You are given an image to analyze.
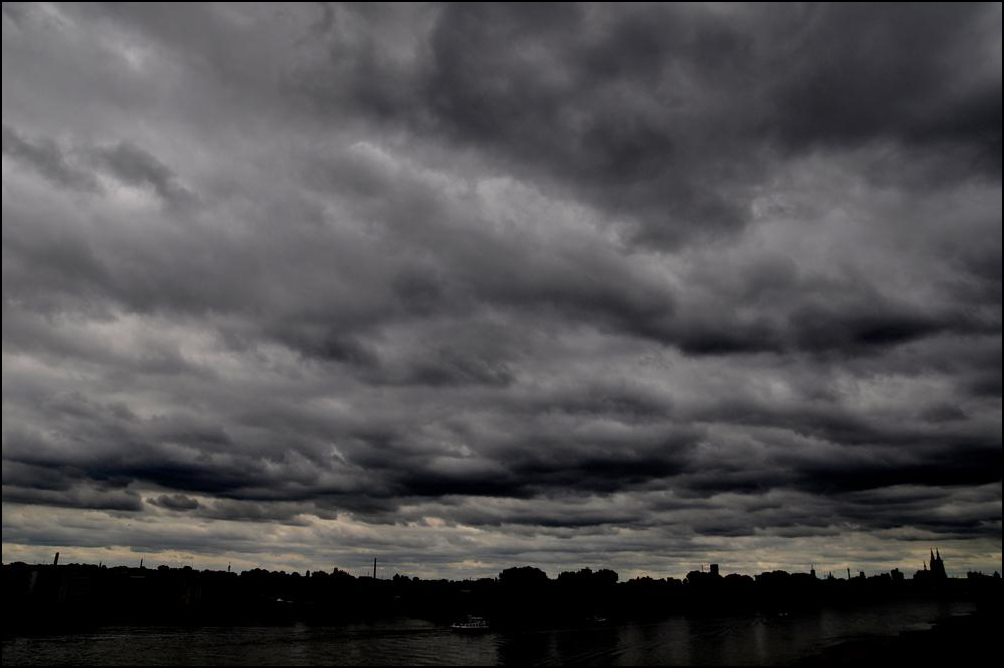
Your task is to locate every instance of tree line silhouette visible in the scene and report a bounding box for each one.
[4,558,1000,632]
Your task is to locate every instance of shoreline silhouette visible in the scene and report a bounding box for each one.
[5,556,1000,632]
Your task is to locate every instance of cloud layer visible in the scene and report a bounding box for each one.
[2,3,1000,578]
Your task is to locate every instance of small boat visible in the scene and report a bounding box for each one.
[451,615,490,631]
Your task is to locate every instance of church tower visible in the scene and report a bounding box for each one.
[930,548,947,579]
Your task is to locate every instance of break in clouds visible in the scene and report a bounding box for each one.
[2,3,1001,578]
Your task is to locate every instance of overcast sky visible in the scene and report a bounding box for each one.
[2,3,1001,579]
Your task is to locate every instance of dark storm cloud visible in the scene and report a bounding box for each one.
[2,2,1000,575]
[2,127,197,208]
[2,480,143,512]
[147,493,201,512]
[90,141,197,209]
[296,3,1000,248]
[2,125,100,191]
[766,4,1001,153]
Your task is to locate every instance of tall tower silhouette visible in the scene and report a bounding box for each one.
[929,549,947,579]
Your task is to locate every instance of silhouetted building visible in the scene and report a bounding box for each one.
[914,550,949,582]
[709,564,719,577]
[929,549,947,579]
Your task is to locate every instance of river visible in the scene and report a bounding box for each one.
[2,600,975,665]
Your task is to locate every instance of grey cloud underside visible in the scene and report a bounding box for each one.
[312,3,1001,244]
[1,2,1001,569]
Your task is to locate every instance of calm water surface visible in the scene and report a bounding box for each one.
[3,600,974,666]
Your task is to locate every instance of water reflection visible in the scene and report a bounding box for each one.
[3,600,975,666]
